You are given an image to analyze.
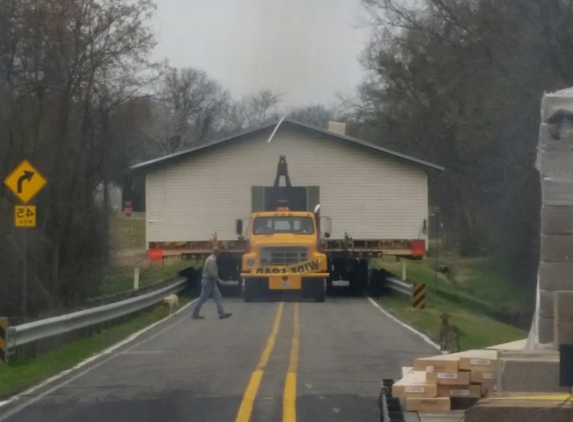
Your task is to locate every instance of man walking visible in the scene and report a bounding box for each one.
[192,246,232,320]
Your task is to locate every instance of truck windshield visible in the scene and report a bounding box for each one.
[252,216,314,235]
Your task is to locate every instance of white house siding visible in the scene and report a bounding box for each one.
[145,127,428,245]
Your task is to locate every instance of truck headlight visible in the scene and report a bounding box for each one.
[246,259,255,268]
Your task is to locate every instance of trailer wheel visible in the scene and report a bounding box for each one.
[243,278,255,302]
[349,259,368,296]
[351,259,369,295]
[315,279,326,302]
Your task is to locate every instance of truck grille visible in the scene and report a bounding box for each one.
[259,246,309,265]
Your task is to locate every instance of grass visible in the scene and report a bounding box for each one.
[110,211,146,250]
[101,259,200,295]
[378,292,526,351]
[373,254,528,350]
[0,292,194,400]
[376,255,528,313]
[106,210,202,295]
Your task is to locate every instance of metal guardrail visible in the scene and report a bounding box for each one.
[7,278,187,352]
[385,276,414,297]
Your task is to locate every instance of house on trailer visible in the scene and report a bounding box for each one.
[129,119,443,259]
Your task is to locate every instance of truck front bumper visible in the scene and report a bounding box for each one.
[240,272,329,290]
[240,274,328,300]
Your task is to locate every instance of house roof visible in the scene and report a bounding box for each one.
[129,119,444,173]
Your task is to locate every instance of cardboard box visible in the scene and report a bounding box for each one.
[414,355,459,373]
[459,350,497,372]
[414,349,497,373]
[470,370,497,383]
[426,371,471,385]
[392,371,438,398]
[480,380,497,396]
[406,397,451,412]
[401,366,414,378]
[437,384,481,398]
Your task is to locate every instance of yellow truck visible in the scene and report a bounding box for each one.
[239,208,330,302]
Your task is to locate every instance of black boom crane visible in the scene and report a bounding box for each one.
[265,156,307,212]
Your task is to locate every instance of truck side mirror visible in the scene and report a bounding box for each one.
[322,216,332,239]
[236,219,243,236]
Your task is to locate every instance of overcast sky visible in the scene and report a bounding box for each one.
[150,0,371,108]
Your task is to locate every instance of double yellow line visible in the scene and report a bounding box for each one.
[235,302,300,422]
[283,303,299,422]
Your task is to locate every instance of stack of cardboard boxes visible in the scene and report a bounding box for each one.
[392,350,498,412]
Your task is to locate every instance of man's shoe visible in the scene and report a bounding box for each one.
[219,313,232,319]
[191,315,205,319]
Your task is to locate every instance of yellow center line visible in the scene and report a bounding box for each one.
[235,302,285,422]
[283,302,300,422]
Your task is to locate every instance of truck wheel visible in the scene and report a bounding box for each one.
[243,278,255,302]
[315,279,326,302]
[326,278,333,296]
[368,269,384,297]
[350,259,369,296]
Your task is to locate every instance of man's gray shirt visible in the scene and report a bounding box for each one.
[202,254,221,282]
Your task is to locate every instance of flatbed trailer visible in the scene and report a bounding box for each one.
[149,237,424,295]
[149,238,424,260]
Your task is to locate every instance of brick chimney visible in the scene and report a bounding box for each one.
[328,121,346,135]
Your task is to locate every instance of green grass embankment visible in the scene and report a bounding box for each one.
[374,256,529,350]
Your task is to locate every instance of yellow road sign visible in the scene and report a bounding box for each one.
[15,205,36,228]
[4,160,47,203]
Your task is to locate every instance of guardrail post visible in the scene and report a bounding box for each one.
[0,317,7,364]
[134,267,140,290]
[401,258,407,280]
[413,284,426,309]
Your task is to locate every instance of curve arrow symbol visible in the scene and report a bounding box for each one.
[17,171,34,193]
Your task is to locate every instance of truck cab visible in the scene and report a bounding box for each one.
[240,208,329,302]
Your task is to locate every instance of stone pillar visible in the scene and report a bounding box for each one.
[530,88,573,348]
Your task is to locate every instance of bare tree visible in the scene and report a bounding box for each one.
[0,0,157,318]
[287,104,337,129]
[222,89,283,133]
[356,0,573,289]
[153,67,230,153]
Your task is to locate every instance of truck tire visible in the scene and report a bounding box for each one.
[326,277,333,296]
[243,278,255,302]
[315,279,326,302]
[358,259,369,293]
[368,269,385,297]
[350,259,369,296]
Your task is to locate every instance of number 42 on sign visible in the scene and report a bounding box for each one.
[15,206,36,228]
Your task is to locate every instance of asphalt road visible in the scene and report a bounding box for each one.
[0,296,437,422]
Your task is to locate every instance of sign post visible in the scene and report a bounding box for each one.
[0,317,7,365]
[4,160,47,321]
[23,231,27,320]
